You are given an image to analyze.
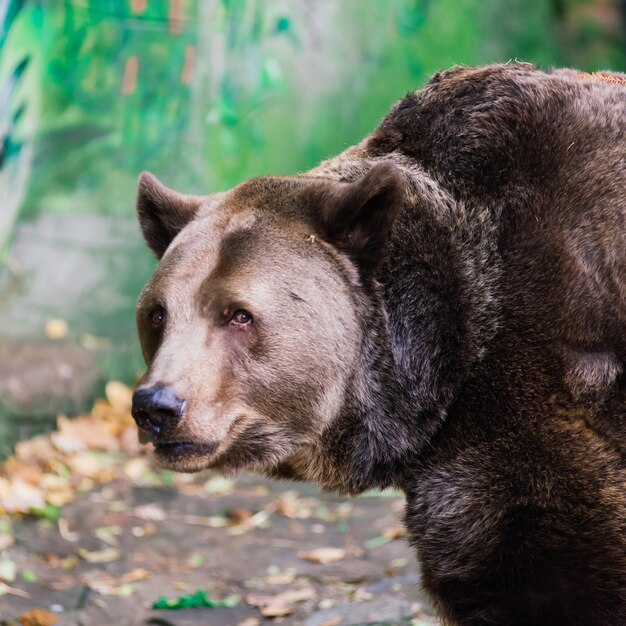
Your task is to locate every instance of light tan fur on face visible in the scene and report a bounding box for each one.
[136,209,252,465]
[136,184,363,473]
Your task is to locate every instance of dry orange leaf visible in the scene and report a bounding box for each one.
[0,477,46,514]
[40,473,72,496]
[105,381,133,412]
[383,526,407,539]
[260,604,295,618]
[54,415,120,453]
[90,397,134,434]
[18,608,59,626]
[2,457,45,485]
[227,507,254,525]
[247,587,316,617]
[121,568,151,583]
[14,435,60,467]
[0,381,146,516]
[297,547,346,564]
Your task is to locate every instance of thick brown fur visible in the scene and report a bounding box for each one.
[134,64,625,625]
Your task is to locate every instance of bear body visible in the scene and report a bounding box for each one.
[133,64,625,625]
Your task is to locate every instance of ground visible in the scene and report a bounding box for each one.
[0,385,437,626]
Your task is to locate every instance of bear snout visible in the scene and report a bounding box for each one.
[131,385,186,438]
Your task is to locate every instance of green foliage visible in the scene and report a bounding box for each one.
[29,503,62,522]
[0,55,29,163]
[21,569,38,582]
[5,0,626,223]
[0,0,27,49]
[153,589,240,610]
[14,1,198,219]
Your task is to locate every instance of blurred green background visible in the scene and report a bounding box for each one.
[0,0,625,453]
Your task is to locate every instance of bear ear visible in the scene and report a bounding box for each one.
[136,172,203,258]
[312,162,405,274]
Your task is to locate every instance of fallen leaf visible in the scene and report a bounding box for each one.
[40,474,74,507]
[364,525,407,549]
[319,618,342,626]
[49,431,85,454]
[183,514,228,528]
[134,503,166,522]
[265,569,296,585]
[259,604,295,618]
[94,525,123,546]
[383,526,406,539]
[18,608,59,626]
[57,518,79,542]
[173,581,189,590]
[105,381,133,412]
[13,436,59,466]
[275,493,317,519]
[227,507,253,524]
[115,583,137,597]
[2,457,45,485]
[0,559,16,582]
[54,415,119,453]
[298,547,346,564]
[60,555,78,570]
[0,581,29,597]
[238,618,261,626]
[121,568,151,583]
[66,452,105,479]
[247,587,316,617]
[44,554,78,570]
[83,571,143,596]
[227,507,274,535]
[79,547,121,563]
[0,477,46,514]
[203,476,235,495]
[131,523,157,538]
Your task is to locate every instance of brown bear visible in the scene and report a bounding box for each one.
[132,63,625,626]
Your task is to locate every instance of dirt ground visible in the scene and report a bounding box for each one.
[0,383,438,626]
[0,472,437,626]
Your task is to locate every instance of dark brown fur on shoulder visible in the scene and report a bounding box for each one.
[133,64,626,625]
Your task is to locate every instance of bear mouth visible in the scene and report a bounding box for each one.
[154,441,219,460]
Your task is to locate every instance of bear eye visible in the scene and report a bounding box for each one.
[149,307,165,329]
[230,310,253,327]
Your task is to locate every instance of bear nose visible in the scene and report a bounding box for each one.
[131,386,185,436]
